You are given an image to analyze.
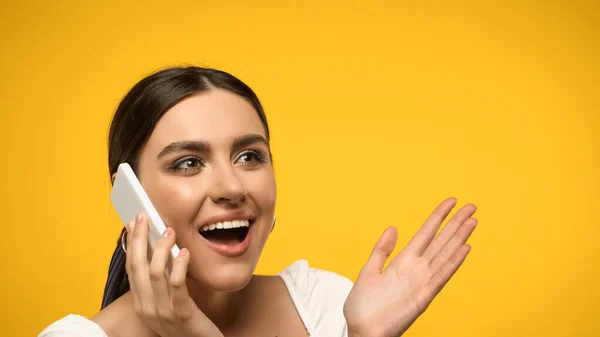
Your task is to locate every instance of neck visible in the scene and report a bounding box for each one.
[185,277,255,330]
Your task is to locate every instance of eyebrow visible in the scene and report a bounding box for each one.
[157,134,269,159]
[232,134,269,153]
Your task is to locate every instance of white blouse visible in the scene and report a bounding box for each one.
[39,260,354,336]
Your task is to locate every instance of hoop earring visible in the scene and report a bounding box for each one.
[121,230,128,253]
[271,216,276,232]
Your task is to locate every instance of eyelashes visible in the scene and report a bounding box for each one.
[167,149,269,174]
[235,149,268,166]
[168,155,203,172]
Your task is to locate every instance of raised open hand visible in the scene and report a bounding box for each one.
[343,198,477,337]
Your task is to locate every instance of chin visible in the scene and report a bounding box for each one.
[186,258,258,292]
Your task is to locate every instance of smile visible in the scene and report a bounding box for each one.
[198,219,254,257]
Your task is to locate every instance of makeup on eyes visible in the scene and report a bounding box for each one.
[165,147,269,174]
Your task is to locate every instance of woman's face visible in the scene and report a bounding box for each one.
[136,88,276,291]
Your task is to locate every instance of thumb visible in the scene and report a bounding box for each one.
[360,226,398,275]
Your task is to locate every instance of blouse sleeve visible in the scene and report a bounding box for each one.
[38,314,108,337]
[279,260,354,337]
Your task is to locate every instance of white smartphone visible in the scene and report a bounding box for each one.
[110,163,180,273]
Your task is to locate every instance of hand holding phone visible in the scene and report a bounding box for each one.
[110,163,180,272]
[110,163,223,337]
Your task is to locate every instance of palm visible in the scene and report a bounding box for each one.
[344,198,478,337]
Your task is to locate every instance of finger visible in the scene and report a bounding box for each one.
[422,204,477,262]
[149,228,176,311]
[402,197,457,256]
[360,226,398,275]
[129,214,150,274]
[125,220,134,257]
[124,220,142,307]
[128,213,155,315]
[425,244,471,303]
[170,248,194,319]
[429,218,477,273]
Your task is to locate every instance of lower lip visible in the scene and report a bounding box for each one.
[200,224,253,257]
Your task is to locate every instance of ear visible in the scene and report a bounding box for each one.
[111,172,117,185]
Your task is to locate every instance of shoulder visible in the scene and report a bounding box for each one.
[278,260,354,336]
[91,292,157,337]
[38,292,156,337]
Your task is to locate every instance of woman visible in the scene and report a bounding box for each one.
[39,66,478,337]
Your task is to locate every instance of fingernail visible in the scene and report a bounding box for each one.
[162,228,172,237]
[135,213,143,225]
[127,220,134,231]
[178,249,187,257]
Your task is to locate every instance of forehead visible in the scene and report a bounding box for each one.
[146,88,266,150]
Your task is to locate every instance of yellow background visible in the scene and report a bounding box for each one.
[1,1,598,336]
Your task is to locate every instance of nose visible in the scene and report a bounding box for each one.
[206,163,246,205]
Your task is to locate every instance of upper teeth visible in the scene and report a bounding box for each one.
[201,220,250,232]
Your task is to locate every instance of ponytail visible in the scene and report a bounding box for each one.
[101,227,130,309]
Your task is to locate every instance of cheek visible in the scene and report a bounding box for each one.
[146,179,199,230]
[246,170,277,211]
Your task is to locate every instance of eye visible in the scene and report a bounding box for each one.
[168,156,203,172]
[235,150,266,166]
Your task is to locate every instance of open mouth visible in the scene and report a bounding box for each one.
[199,220,251,245]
